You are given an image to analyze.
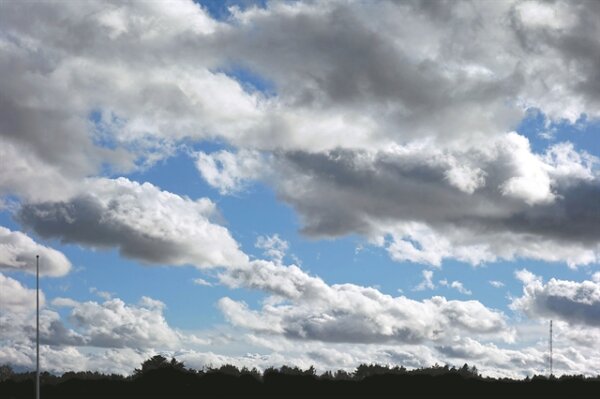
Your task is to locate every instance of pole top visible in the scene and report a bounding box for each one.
[36,254,39,259]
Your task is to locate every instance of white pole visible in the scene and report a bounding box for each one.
[36,254,40,399]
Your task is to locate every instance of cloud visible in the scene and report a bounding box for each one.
[60,296,184,349]
[440,280,472,296]
[272,138,600,267]
[2,0,600,270]
[89,287,114,300]
[192,278,213,287]
[0,273,83,347]
[195,149,266,195]
[17,177,248,268]
[489,280,505,288]
[512,271,600,327]
[217,260,511,345]
[3,271,600,379]
[1,274,207,352]
[255,234,289,264]
[216,0,600,146]
[413,270,435,291]
[0,226,71,276]
[0,272,43,315]
[0,0,260,203]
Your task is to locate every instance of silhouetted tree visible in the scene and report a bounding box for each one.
[354,363,391,379]
[334,369,352,380]
[211,364,241,376]
[0,364,13,381]
[133,355,186,376]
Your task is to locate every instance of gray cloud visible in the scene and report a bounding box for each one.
[269,139,600,266]
[512,271,600,327]
[17,178,248,268]
[217,260,512,345]
[2,0,600,268]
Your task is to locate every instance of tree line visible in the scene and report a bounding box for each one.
[1,356,598,398]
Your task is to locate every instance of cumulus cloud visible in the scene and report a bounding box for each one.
[0,273,83,347]
[0,0,260,203]
[3,0,600,379]
[17,177,248,268]
[273,138,600,267]
[440,280,472,296]
[192,278,213,287]
[413,270,435,291]
[0,342,153,375]
[3,269,600,378]
[55,296,190,349]
[0,226,71,276]
[512,271,600,327]
[255,234,289,264]
[217,260,511,345]
[0,272,43,315]
[195,149,266,194]
[1,0,599,269]
[1,274,206,353]
[489,281,505,288]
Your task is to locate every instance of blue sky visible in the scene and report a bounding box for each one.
[1,0,600,378]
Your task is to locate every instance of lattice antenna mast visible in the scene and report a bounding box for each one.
[549,320,553,377]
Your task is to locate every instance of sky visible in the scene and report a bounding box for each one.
[1,0,600,379]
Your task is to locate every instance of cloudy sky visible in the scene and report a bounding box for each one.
[1,0,600,378]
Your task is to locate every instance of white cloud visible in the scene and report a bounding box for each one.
[0,273,83,347]
[275,135,600,267]
[515,269,541,285]
[1,274,208,352]
[218,260,511,345]
[18,177,248,268]
[489,280,505,288]
[0,0,599,270]
[413,270,435,291]
[0,226,71,276]
[497,132,554,205]
[192,277,213,287]
[255,234,289,264]
[440,280,472,296]
[512,271,600,327]
[64,297,183,349]
[89,287,114,300]
[195,150,265,195]
[0,272,43,315]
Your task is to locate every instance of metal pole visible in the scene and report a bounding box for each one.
[549,320,553,377]
[36,254,40,399]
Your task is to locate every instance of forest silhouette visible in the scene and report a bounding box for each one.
[1,355,599,398]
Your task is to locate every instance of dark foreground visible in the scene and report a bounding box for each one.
[1,357,599,398]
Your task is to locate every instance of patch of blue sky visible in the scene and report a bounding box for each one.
[88,109,121,150]
[39,240,267,330]
[215,64,276,97]
[127,144,216,200]
[0,204,20,231]
[517,108,600,157]
[194,0,268,21]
